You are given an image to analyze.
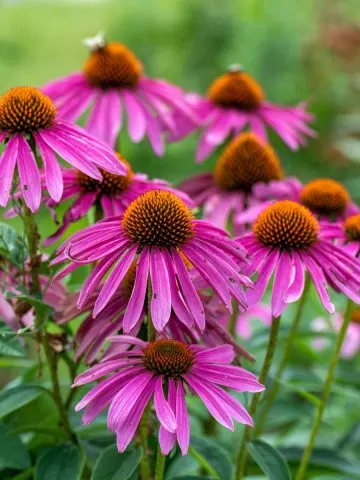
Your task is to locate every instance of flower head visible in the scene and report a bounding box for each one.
[237,200,360,316]
[43,36,199,154]
[180,133,285,233]
[171,66,315,163]
[320,213,360,256]
[0,86,124,212]
[52,190,250,333]
[235,177,359,228]
[43,153,194,245]
[74,336,264,454]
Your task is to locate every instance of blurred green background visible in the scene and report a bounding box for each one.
[1,0,360,238]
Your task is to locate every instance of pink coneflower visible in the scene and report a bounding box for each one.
[52,190,250,332]
[0,86,125,213]
[236,177,359,228]
[74,336,264,454]
[60,265,254,365]
[312,309,360,358]
[237,200,360,316]
[43,34,199,155]
[171,65,315,163]
[320,213,360,256]
[43,153,194,246]
[180,133,284,234]
[235,304,272,340]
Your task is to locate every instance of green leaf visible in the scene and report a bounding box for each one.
[35,443,85,480]
[189,436,232,480]
[172,477,212,479]
[5,291,53,317]
[0,222,28,266]
[282,447,360,476]
[0,426,31,470]
[248,439,291,480]
[91,445,143,480]
[0,385,45,419]
[0,335,25,357]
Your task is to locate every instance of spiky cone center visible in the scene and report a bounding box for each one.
[351,309,360,325]
[83,42,143,88]
[76,153,134,195]
[214,132,283,192]
[254,200,319,249]
[344,214,360,242]
[143,339,194,377]
[300,179,350,217]
[0,86,57,133]
[207,71,264,111]
[122,190,194,249]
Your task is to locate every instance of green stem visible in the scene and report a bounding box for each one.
[22,204,77,444]
[295,299,354,480]
[154,447,166,480]
[138,406,151,480]
[235,315,281,480]
[254,276,311,437]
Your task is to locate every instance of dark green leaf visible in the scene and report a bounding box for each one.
[0,385,45,419]
[190,436,232,480]
[35,443,84,480]
[0,426,31,470]
[5,291,53,317]
[0,222,28,266]
[282,447,360,476]
[248,439,291,480]
[91,445,143,480]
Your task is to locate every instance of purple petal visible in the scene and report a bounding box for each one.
[34,133,63,202]
[0,135,19,207]
[150,248,172,331]
[271,251,292,317]
[122,90,146,142]
[123,249,150,332]
[17,135,41,212]
[176,381,190,455]
[94,246,138,316]
[154,377,177,432]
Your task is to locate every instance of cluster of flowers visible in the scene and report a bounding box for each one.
[1,34,360,461]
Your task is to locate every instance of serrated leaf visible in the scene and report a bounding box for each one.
[0,385,45,419]
[0,426,31,470]
[190,436,232,480]
[91,445,143,480]
[35,443,84,480]
[0,222,28,266]
[248,439,291,480]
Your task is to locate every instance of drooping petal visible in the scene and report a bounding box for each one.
[17,135,41,212]
[94,246,138,316]
[0,135,19,207]
[34,133,63,202]
[123,248,150,333]
[154,377,176,432]
[150,248,172,331]
[176,381,190,455]
[122,90,147,142]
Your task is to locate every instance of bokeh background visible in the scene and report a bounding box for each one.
[1,0,360,189]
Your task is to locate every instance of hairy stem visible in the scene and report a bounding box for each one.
[295,299,354,480]
[235,315,281,479]
[23,204,76,443]
[138,406,151,480]
[154,447,166,480]
[254,276,311,436]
